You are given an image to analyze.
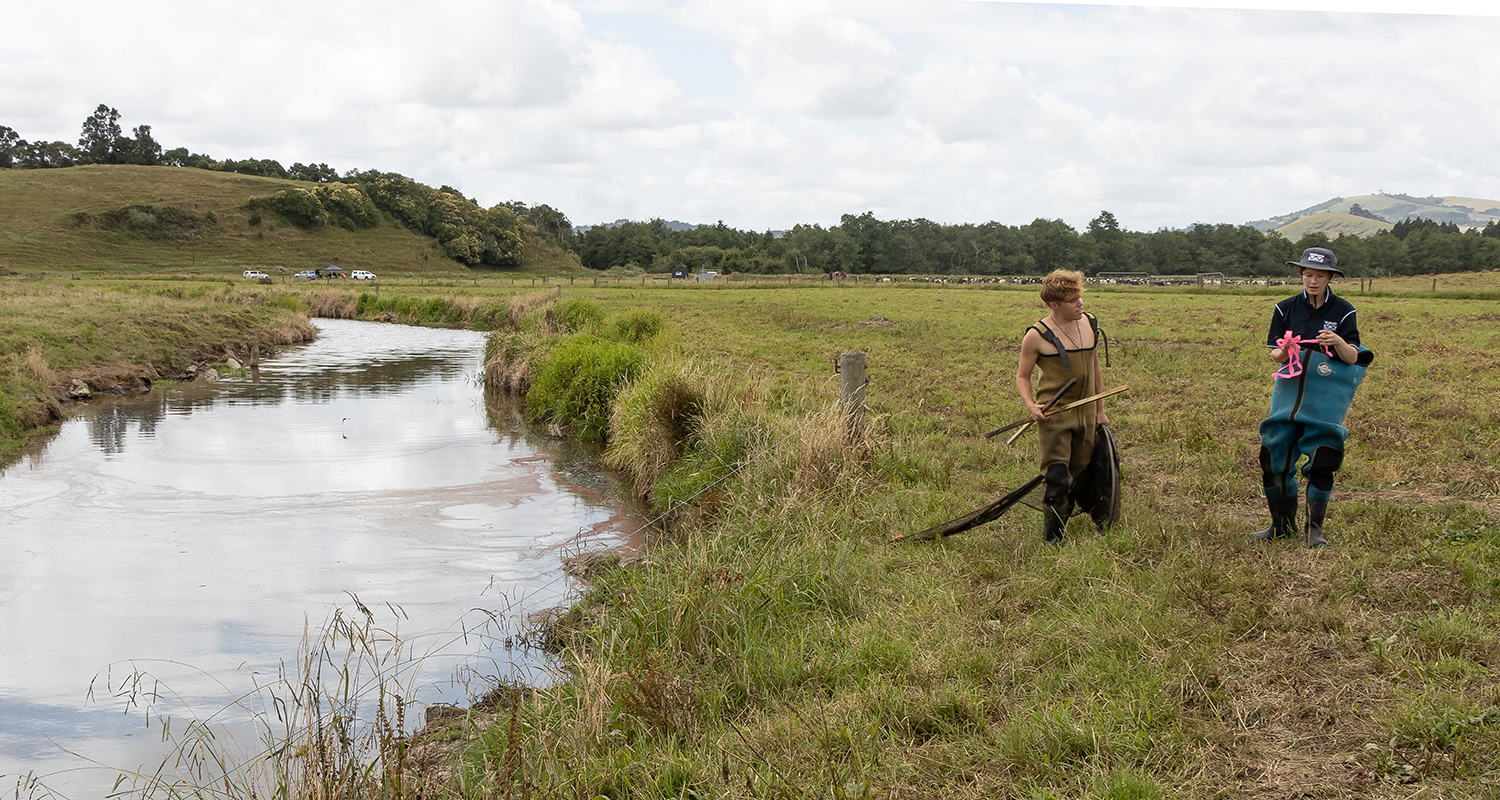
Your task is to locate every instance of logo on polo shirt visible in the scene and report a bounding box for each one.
[1322,321,1337,330]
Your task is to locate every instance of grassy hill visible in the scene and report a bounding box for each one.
[1254,193,1500,237]
[1274,211,1391,239]
[0,165,583,278]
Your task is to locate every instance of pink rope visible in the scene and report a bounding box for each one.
[1273,330,1326,379]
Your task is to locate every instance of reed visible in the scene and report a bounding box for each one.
[25,600,539,800]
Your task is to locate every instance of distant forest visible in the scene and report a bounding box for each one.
[7,107,1500,277]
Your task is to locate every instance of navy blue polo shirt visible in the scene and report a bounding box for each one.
[1265,288,1360,348]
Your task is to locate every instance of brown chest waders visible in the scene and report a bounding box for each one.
[1029,315,1101,543]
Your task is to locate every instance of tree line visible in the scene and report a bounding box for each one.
[578,210,1500,278]
[7,106,1500,277]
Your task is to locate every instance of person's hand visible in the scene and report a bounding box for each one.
[1026,401,1046,422]
[1270,346,1288,363]
[1097,409,1111,427]
[1316,330,1346,350]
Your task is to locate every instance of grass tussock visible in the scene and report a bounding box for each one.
[485,295,668,442]
[605,361,707,495]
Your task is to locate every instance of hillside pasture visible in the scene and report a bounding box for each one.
[0,165,583,278]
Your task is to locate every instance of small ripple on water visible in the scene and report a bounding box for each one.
[0,319,643,797]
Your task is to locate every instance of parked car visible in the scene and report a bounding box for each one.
[242,270,269,279]
[293,270,318,280]
[350,270,378,280]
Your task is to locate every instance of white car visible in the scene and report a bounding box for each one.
[293,270,319,280]
[350,270,378,280]
[243,270,270,279]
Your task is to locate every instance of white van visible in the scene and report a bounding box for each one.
[351,270,378,280]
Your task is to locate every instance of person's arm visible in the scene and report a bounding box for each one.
[1316,330,1358,364]
[1318,307,1360,364]
[1016,330,1045,421]
[1266,303,1290,363]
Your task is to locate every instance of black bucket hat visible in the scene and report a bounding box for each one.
[1286,246,1343,277]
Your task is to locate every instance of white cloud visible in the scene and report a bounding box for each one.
[677,0,904,118]
[4,0,1500,231]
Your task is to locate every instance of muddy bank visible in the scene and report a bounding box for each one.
[17,322,317,434]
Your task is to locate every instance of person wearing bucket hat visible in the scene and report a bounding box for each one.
[1250,246,1374,548]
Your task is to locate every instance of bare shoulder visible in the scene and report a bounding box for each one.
[1021,325,1054,355]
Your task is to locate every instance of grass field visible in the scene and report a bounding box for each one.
[4,270,1499,798]
[416,279,1499,799]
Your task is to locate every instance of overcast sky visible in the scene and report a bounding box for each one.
[4,0,1498,232]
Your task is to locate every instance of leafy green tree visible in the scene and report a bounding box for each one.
[315,183,380,229]
[350,170,521,267]
[1022,218,1079,274]
[0,125,19,168]
[1391,217,1460,240]
[78,105,123,164]
[1134,228,1194,274]
[220,158,287,178]
[1084,210,1129,274]
[118,125,162,166]
[524,203,573,242]
[259,187,329,228]
[1404,227,1463,274]
[1363,231,1406,277]
[162,148,219,169]
[289,162,338,182]
[15,140,80,168]
[838,212,893,273]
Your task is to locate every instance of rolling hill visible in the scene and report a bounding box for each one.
[1249,193,1500,238]
[0,165,579,277]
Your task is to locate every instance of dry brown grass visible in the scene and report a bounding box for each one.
[303,290,356,319]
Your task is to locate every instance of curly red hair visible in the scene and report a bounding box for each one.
[1040,269,1083,304]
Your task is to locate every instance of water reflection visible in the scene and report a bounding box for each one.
[0,319,640,797]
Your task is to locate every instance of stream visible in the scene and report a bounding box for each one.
[0,318,640,797]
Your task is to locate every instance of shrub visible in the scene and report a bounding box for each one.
[526,335,644,443]
[605,309,664,344]
[551,298,604,333]
[315,183,380,230]
[260,188,328,228]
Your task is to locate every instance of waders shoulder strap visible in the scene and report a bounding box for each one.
[1031,321,1073,372]
[1086,313,1110,368]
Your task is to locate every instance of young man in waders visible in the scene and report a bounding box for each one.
[1016,269,1110,544]
[1253,246,1374,548]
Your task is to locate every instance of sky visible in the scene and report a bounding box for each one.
[3,0,1498,233]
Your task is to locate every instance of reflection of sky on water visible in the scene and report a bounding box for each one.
[0,319,639,797]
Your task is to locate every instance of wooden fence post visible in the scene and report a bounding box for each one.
[839,352,866,443]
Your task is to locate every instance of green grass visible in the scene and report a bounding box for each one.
[430,281,1500,799]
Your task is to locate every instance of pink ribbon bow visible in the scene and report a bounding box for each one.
[1273,330,1325,379]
